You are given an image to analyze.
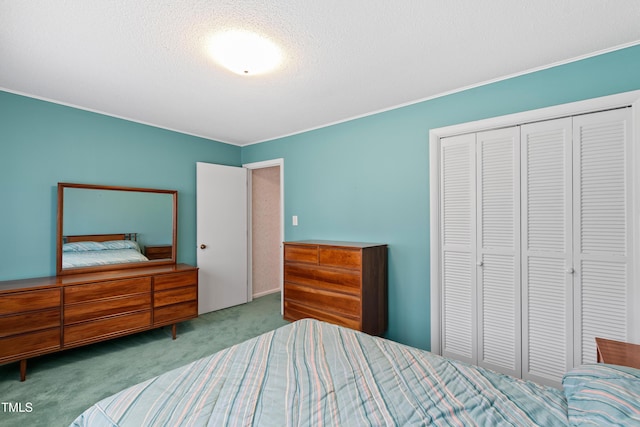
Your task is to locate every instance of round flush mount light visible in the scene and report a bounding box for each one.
[208,30,283,76]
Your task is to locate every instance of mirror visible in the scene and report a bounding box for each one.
[57,183,177,275]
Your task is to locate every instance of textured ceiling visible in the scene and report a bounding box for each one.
[1,1,640,146]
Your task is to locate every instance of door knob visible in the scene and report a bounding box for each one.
[200,244,207,250]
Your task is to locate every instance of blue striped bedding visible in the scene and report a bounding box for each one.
[62,240,148,268]
[563,364,640,425]
[70,319,573,426]
[62,248,149,268]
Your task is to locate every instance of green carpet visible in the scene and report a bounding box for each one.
[0,292,287,427]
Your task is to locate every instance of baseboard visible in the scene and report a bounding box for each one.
[252,288,280,299]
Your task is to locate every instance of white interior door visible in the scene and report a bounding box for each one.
[197,162,249,314]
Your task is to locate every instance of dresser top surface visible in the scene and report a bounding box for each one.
[0,264,198,293]
[285,240,386,248]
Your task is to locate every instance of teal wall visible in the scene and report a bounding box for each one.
[2,44,639,351]
[242,44,640,350]
[0,91,241,280]
[63,188,174,248]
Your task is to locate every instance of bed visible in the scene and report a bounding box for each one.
[62,233,149,269]
[68,319,639,426]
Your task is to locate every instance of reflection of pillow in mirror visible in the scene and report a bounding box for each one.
[103,240,141,252]
[63,241,108,252]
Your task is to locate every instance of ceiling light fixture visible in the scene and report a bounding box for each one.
[208,30,283,76]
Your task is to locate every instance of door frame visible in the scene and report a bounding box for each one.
[243,158,285,311]
[429,90,640,354]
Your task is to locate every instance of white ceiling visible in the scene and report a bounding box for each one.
[2,1,640,146]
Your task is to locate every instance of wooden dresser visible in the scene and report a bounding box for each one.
[0,264,197,381]
[283,241,387,336]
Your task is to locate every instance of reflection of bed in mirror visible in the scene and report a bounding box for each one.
[61,233,149,269]
[57,182,177,275]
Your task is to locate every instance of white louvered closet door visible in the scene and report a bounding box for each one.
[521,118,573,387]
[476,127,521,378]
[435,100,637,388]
[440,133,477,365]
[573,108,633,366]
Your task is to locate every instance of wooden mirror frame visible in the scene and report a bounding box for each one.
[56,183,178,275]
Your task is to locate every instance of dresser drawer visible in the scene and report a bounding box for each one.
[0,328,60,361]
[64,310,151,346]
[154,285,197,308]
[64,278,151,304]
[319,247,361,269]
[284,264,360,294]
[154,301,198,325]
[284,244,318,264]
[284,283,360,317]
[64,294,151,325]
[154,271,198,291]
[0,289,61,315]
[0,308,60,338]
[284,300,360,330]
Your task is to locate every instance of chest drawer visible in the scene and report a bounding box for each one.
[154,301,197,325]
[0,328,61,361]
[284,300,360,330]
[284,244,318,264]
[64,293,151,325]
[284,264,360,293]
[64,278,151,304]
[0,289,61,315]
[64,310,151,346]
[154,271,198,291]
[0,308,60,338]
[154,285,197,308]
[284,283,360,317]
[319,247,362,269]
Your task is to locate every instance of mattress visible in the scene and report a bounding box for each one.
[70,319,569,426]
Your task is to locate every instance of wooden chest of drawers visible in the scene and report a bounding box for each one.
[283,241,387,335]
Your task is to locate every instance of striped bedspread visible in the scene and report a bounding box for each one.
[62,248,148,268]
[70,319,568,426]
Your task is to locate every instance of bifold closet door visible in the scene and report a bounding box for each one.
[573,108,633,367]
[476,127,521,378]
[437,104,635,387]
[520,108,633,386]
[440,133,477,365]
[440,127,521,375]
[521,117,573,387]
